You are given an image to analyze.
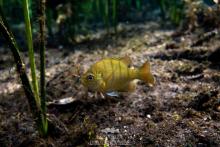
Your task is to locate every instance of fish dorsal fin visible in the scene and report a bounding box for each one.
[119,55,132,66]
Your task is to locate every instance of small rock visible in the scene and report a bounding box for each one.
[217,105,220,112]
[101,127,120,134]
[147,114,151,119]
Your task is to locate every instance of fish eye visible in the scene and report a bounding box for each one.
[87,74,94,80]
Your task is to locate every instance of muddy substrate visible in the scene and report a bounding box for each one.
[0,22,220,146]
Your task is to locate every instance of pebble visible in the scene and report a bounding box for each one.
[147,114,151,119]
[101,127,120,134]
[217,105,220,112]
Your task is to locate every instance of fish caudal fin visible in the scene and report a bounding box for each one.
[139,62,155,86]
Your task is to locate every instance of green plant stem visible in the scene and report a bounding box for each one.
[112,0,117,33]
[23,0,40,106]
[103,0,109,34]
[38,0,48,136]
[127,0,132,9]
[136,0,141,10]
[95,0,100,17]
[0,0,3,7]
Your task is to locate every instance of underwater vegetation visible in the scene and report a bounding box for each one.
[0,0,207,45]
[1,0,219,45]
[0,0,220,146]
[0,0,48,136]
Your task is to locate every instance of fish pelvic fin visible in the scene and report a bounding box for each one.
[127,81,137,92]
[139,61,155,86]
[106,91,119,97]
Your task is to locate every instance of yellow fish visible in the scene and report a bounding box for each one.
[81,56,155,93]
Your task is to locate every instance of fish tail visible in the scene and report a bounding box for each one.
[139,61,155,86]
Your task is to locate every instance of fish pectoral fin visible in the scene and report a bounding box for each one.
[106,91,119,97]
[119,55,132,66]
[99,80,107,93]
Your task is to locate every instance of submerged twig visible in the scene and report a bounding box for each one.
[47,97,78,106]
[38,0,48,136]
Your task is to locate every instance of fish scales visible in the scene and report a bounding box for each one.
[93,58,136,91]
[110,66,136,92]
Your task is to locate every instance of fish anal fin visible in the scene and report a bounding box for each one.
[119,81,136,92]
[127,81,136,92]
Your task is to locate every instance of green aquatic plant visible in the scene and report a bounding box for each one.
[0,0,48,137]
[136,0,141,10]
[23,0,40,105]
[103,0,109,34]
[158,0,184,25]
[23,0,48,136]
[112,0,117,33]
[0,0,2,6]
[1,0,186,44]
